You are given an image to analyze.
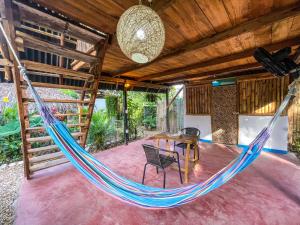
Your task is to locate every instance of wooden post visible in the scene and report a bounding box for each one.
[59,33,65,84]
[123,87,129,145]
[166,88,170,132]
[0,0,30,178]
[81,39,108,147]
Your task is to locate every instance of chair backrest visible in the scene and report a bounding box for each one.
[181,127,201,138]
[142,144,161,167]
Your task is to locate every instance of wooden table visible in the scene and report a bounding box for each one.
[148,132,199,183]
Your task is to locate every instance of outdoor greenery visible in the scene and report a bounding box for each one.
[105,95,119,118]
[143,104,157,129]
[59,89,79,99]
[0,104,22,164]
[0,104,18,125]
[87,110,116,150]
[0,133,22,163]
[0,89,177,164]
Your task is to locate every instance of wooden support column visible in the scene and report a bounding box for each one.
[0,0,30,177]
[59,33,65,84]
[166,88,170,132]
[123,87,129,145]
[81,39,108,147]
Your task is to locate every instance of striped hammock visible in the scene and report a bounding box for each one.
[0,23,297,208]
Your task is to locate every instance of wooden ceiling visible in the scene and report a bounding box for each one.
[32,0,300,84]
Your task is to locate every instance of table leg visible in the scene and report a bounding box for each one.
[184,143,191,183]
[194,141,199,161]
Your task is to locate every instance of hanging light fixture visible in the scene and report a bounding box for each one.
[116,0,165,64]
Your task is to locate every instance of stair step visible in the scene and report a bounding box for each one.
[29,151,65,163]
[23,98,90,104]
[28,145,59,154]
[30,157,69,172]
[26,123,87,132]
[27,132,83,143]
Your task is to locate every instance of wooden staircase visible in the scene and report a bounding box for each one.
[0,0,108,178]
[19,52,106,177]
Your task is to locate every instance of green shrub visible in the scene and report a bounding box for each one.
[59,89,79,99]
[87,110,115,150]
[0,134,22,164]
[105,95,118,118]
[143,116,156,129]
[0,104,18,125]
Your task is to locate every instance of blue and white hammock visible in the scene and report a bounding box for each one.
[0,23,297,208]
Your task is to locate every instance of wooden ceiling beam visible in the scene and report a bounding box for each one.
[22,60,95,81]
[138,37,300,81]
[13,0,106,44]
[160,63,263,84]
[152,0,178,14]
[186,72,272,87]
[21,60,167,90]
[16,31,98,63]
[98,76,168,90]
[112,4,300,77]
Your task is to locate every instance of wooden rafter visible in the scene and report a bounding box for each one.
[13,0,106,44]
[112,4,300,77]
[16,31,98,63]
[139,37,300,81]
[21,60,167,89]
[160,63,263,83]
[22,60,94,81]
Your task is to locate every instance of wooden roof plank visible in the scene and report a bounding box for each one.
[112,4,300,77]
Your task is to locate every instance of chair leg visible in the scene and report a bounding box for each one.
[182,148,185,156]
[142,163,148,184]
[156,167,159,174]
[163,169,166,188]
[177,160,183,184]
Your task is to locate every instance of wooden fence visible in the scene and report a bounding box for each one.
[186,84,211,115]
[238,76,290,115]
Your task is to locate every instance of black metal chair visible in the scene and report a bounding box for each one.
[174,127,200,160]
[142,144,183,188]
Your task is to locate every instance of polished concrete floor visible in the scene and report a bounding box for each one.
[15,139,300,225]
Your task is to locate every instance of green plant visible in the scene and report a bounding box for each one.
[1,104,18,124]
[127,92,145,139]
[143,105,157,129]
[145,93,161,103]
[143,116,156,129]
[0,134,22,164]
[59,89,79,99]
[87,110,115,150]
[105,95,119,118]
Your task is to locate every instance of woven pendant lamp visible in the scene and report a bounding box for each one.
[116,0,165,64]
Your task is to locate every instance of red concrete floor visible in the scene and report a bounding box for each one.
[15,139,300,225]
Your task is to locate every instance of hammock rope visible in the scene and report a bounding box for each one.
[0,22,297,208]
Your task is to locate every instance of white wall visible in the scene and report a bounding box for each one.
[238,115,288,151]
[184,115,212,141]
